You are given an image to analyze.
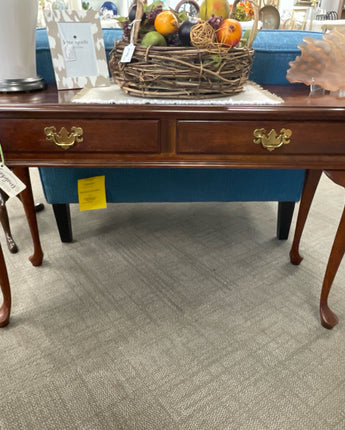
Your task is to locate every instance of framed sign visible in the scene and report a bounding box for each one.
[44,10,110,90]
[288,7,309,30]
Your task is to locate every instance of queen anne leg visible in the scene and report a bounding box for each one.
[12,167,43,266]
[0,243,10,327]
[319,204,345,328]
[290,170,322,265]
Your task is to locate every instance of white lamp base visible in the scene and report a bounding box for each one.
[0,77,46,93]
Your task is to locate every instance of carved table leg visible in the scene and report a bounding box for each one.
[0,189,18,253]
[290,170,322,265]
[319,170,345,329]
[12,167,43,267]
[0,243,11,327]
[291,169,345,329]
[319,205,345,329]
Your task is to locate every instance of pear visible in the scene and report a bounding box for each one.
[199,0,230,20]
[141,31,167,47]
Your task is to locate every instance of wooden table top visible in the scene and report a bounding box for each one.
[0,84,345,170]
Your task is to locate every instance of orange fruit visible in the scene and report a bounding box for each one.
[154,10,178,36]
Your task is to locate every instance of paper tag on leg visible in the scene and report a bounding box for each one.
[121,43,136,63]
[78,175,107,211]
[0,165,26,198]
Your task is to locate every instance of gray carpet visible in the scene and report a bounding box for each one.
[1,168,345,430]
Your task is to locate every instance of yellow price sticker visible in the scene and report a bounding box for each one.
[77,175,107,211]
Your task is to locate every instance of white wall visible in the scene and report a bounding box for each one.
[319,0,341,11]
[279,0,295,20]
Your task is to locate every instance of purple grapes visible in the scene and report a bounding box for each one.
[207,15,223,30]
[146,5,163,24]
[121,20,131,41]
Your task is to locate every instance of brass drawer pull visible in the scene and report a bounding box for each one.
[44,126,83,150]
[253,128,292,152]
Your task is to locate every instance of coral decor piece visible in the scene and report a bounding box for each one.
[286,28,345,91]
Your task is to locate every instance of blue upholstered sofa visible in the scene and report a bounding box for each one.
[36,28,323,242]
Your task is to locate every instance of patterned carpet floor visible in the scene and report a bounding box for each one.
[0,169,344,430]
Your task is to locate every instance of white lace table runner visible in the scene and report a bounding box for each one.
[72,81,283,105]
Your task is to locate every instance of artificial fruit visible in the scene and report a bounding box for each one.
[216,18,242,47]
[178,19,198,46]
[199,0,230,20]
[141,31,167,47]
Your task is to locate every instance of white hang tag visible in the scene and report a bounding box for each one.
[121,43,136,63]
[0,165,26,198]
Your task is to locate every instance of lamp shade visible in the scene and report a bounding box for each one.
[0,0,45,92]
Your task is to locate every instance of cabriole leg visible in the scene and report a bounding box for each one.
[12,167,43,266]
[319,205,345,329]
[0,244,11,327]
[290,170,322,265]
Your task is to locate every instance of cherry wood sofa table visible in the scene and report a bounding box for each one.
[0,84,345,329]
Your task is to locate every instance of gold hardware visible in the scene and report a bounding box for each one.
[253,128,292,152]
[44,126,83,150]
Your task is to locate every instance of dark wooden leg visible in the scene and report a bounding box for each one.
[318,170,345,329]
[0,189,18,253]
[319,205,345,329]
[290,170,322,265]
[12,167,43,267]
[277,201,295,240]
[0,243,11,327]
[52,203,73,242]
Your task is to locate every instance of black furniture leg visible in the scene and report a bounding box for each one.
[52,203,73,242]
[277,201,296,240]
[52,200,295,242]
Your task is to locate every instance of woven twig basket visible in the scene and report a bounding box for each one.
[109,0,259,99]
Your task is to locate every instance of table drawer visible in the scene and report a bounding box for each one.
[176,121,345,155]
[0,119,160,153]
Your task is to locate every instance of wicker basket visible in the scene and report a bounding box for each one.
[109,0,259,99]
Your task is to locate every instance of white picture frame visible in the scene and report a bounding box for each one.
[44,9,110,90]
[289,7,310,30]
